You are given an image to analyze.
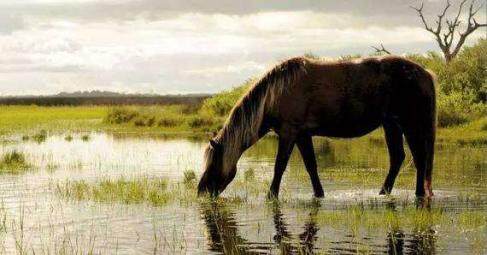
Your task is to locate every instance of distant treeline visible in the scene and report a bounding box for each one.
[0,95,210,106]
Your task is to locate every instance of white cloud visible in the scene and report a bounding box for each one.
[0,5,485,95]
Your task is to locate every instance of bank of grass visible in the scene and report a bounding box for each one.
[0,105,107,135]
[103,105,223,133]
[0,150,31,174]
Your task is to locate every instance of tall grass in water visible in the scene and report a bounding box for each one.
[0,151,31,174]
[56,178,171,206]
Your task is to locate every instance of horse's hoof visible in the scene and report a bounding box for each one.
[266,192,278,200]
[314,190,325,198]
[379,187,390,195]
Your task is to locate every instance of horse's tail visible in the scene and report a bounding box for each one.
[424,70,436,194]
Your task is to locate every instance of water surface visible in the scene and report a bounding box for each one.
[0,133,485,254]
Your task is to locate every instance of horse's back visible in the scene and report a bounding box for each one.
[275,56,435,138]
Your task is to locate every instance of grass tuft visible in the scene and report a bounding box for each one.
[57,178,171,206]
[64,134,73,142]
[81,134,90,141]
[183,170,197,186]
[244,168,255,182]
[0,150,31,174]
[32,130,47,143]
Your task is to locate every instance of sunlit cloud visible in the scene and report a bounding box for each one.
[0,0,484,96]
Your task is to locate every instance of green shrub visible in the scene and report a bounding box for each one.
[133,115,156,127]
[437,92,486,127]
[201,79,254,116]
[188,115,215,128]
[408,39,486,103]
[157,116,183,127]
[105,107,139,124]
[481,122,487,131]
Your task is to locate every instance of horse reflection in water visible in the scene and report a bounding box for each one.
[199,201,320,254]
[199,201,437,254]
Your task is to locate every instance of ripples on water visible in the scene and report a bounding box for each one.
[0,133,485,254]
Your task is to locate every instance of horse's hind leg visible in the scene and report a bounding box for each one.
[380,116,405,195]
[296,135,324,197]
[404,129,435,198]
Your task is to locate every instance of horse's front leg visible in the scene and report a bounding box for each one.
[268,130,296,199]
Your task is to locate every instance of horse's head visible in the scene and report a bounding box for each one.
[197,139,237,197]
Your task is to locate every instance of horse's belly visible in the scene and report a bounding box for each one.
[307,111,383,138]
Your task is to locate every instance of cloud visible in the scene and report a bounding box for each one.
[0,0,485,95]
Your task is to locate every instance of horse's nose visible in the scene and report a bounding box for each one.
[197,173,218,197]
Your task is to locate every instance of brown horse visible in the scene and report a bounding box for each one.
[198,56,436,198]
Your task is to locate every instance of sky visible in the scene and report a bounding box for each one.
[0,0,485,96]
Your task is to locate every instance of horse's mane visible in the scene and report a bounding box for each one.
[212,57,307,171]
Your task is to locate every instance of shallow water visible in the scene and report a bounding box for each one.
[0,132,485,254]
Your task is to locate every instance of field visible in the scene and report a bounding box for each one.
[0,104,485,254]
[0,39,485,254]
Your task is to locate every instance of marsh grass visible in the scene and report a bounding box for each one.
[314,205,486,253]
[183,170,197,187]
[244,168,255,182]
[32,130,47,143]
[64,134,73,142]
[57,178,171,206]
[81,134,90,141]
[0,151,31,174]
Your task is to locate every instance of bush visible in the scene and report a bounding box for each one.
[105,107,139,124]
[201,79,254,116]
[188,115,215,128]
[133,115,156,127]
[482,122,487,131]
[437,92,486,127]
[157,117,183,127]
[408,39,486,103]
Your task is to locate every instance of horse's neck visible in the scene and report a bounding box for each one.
[220,123,269,168]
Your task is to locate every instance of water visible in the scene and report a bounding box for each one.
[0,133,485,254]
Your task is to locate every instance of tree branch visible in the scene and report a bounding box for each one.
[413,0,486,62]
[371,44,392,55]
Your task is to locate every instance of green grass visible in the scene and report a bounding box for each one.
[0,150,31,174]
[0,105,107,135]
[183,170,197,187]
[1,105,486,145]
[56,178,172,206]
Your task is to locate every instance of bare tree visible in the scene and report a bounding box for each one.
[412,0,486,62]
[371,43,392,55]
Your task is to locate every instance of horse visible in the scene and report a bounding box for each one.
[197,55,436,199]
